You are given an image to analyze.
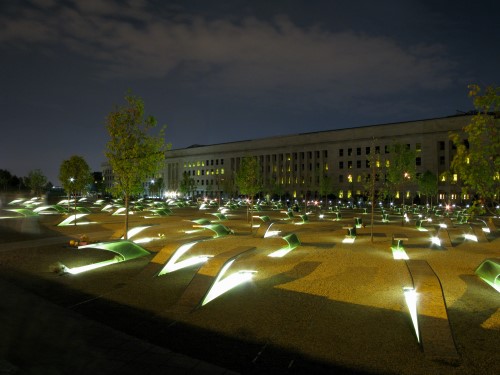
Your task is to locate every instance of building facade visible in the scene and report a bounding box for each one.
[161,114,470,204]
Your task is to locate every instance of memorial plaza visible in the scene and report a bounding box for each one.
[0,196,498,374]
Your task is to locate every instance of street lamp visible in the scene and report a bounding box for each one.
[68,177,74,213]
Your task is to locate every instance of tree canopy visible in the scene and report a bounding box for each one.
[179,171,197,200]
[417,170,438,206]
[59,155,92,197]
[27,169,48,196]
[235,156,262,231]
[450,84,499,210]
[384,142,417,204]
[105,91,169,238]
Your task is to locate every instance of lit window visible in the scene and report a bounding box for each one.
[453,174,458,182]
[348,174,353,183]
[386,160,390,167]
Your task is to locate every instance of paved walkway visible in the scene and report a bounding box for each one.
[0,277,238,375]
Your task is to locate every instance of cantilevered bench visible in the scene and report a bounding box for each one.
[405,260,460,364]
[392,233,408,249]
[169,246,256,314]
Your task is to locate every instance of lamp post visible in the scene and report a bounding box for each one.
[68,177,74,214]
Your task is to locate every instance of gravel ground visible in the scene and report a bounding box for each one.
[0,203,499,374]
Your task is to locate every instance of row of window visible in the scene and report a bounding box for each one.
[186,168,225,176]
[339,143,422,157]
[184,159,225,168]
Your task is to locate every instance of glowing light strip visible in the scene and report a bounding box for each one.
[202,259,256,306]
[159,242,202,274]
[112,207,127,215]
[57,213,89,226]
[268,248,293,258]
[392,247,409,260]
[342,237,355,244]
[464,234,478,242]
[62,257,121,274]
[123,226,150,240]
[430,236,441,247]
[403,287,420,342]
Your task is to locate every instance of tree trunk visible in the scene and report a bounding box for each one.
[124,194,129,240]
[73,191,77,226]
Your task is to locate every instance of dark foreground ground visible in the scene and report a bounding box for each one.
[0,201,499,374]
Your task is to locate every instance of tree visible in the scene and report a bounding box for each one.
[363,138,384,243]
[59,155,92,219]
[221,175,237,199]
[385,142,417,206]
[149,177,164,198]
[27,169,47,196]
[235,156,262,232]
[179,171,197,200]
[0,169,13,191]
[450,84,500,212]
[417,170,438,206]
[318,173,333,210]
[105,92,168,239]
[266,178,285,202]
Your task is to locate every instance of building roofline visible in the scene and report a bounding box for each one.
[171,112,474,152]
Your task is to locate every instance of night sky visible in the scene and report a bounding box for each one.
[1,0,499,185]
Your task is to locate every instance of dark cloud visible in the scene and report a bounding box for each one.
[0,0,497,184]
[1,0,454,95]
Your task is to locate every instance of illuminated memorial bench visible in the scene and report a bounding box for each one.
[342,225,356,238]
[191,218,211,226]
[268,233,301,257]
[58,240,151,275]
[298,214,309,224]
[404,259,460,364]
[354,217,363,228]
[5,209,38,217]
[210,212,228,221]
[169,246,256,313]
[391,233,409,259]
[201,224,234,238]
[256,215,271,223]
[475,258,500,292]
[254,220,277,238]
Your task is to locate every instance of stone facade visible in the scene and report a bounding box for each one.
[162,114,470,203]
